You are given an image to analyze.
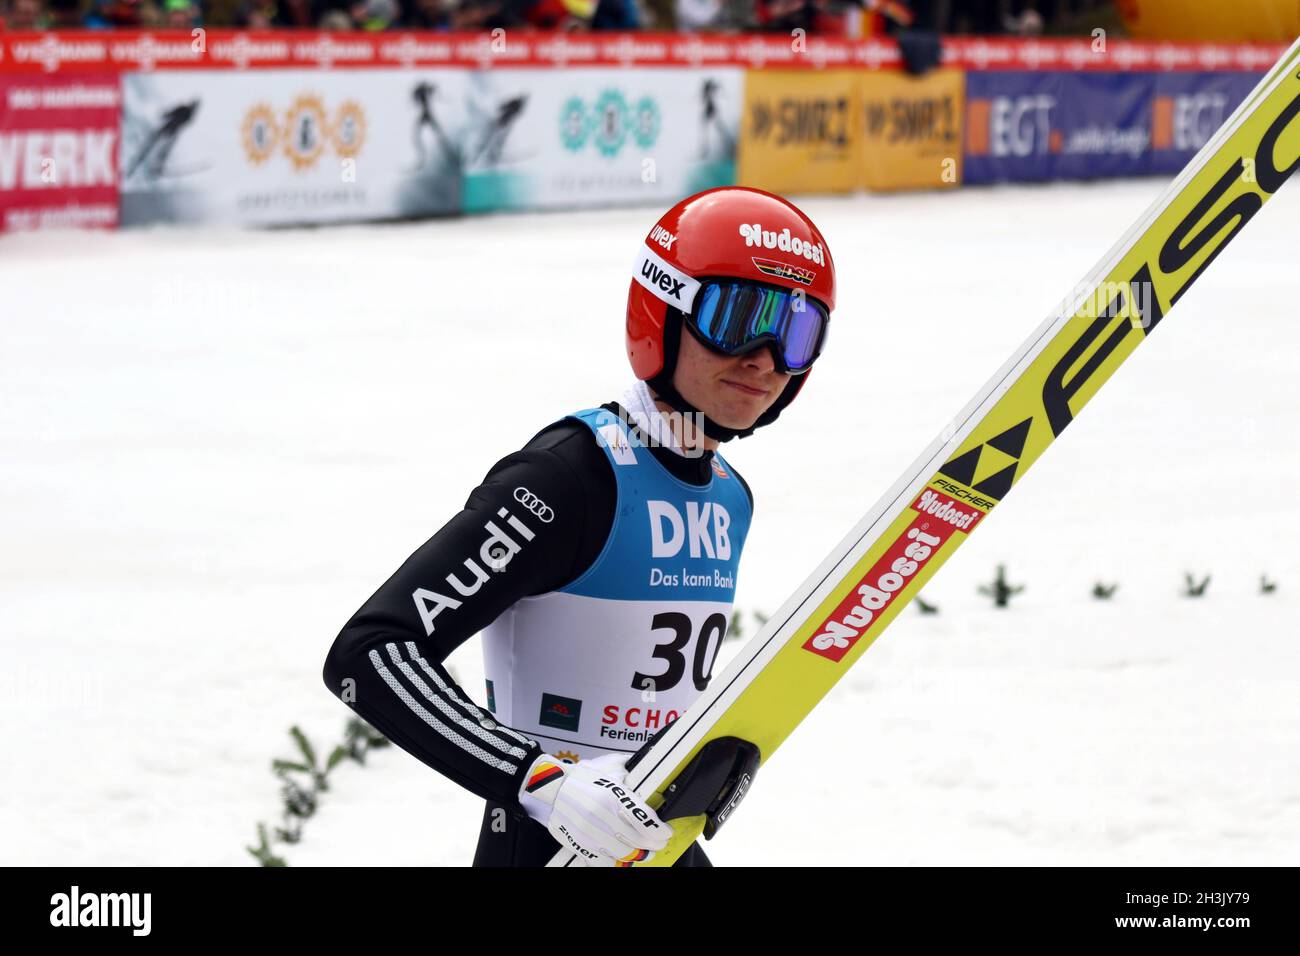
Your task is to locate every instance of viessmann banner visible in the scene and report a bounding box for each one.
[119,69,469,226]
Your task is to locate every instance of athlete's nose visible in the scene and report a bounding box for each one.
[741,343,779,374]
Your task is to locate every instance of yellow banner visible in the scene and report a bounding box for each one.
[1119,0,1300,41]
[737,70,861,194]
[859,67,965,191]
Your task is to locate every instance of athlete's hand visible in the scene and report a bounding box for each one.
[518,753,671,867]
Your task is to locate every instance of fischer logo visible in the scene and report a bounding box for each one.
[931,479,997,512]
[738,222,826,266]
[804,488,978,663]
[593,778,662,830]
[648,224,677,251]
[411,506,538,634]
[912,489,981,531]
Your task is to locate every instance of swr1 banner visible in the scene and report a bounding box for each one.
[737,69,861,195]
[0,74,119,231]
[859,67,964,191]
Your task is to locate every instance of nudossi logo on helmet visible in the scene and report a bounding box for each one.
[804,487,982,663]
[738,222,827,266]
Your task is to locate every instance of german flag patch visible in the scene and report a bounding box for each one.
[616,848,649,867]
[525,761,565,793]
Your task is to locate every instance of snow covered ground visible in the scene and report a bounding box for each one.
[2,179,1297,866]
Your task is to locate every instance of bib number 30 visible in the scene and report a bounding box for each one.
[632,611,728,695]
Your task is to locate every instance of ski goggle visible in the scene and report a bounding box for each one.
[685,278,830,375]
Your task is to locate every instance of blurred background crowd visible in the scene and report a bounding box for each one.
[0,0,1116,37]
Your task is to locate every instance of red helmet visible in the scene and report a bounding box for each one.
[626,187,836,437]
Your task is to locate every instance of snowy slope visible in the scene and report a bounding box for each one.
[1,180,1296,866]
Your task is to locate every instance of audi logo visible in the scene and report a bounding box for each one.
[514,487,554,523]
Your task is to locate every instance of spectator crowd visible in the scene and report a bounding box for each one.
[0,0,1112,37]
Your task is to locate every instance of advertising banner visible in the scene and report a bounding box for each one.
[965,72,1154,183]
[963,71,1063,184]
[0,74,119,231]
[0,32,1286,76]
[461,67,741,213]
[737,69,859,195]
[119,69,468,227]
[1150,72,1259,174]
[859,67,964,191]
[1053,71,1153,181]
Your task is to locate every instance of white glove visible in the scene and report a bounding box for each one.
[518,753,671,867]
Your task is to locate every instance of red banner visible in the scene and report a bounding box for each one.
[0,73,119,230]
[802,486,977,664]
[0,31,1288,75]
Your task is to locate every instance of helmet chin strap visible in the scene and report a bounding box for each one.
[647,310,751,443]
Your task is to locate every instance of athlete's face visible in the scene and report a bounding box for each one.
[672,330,792,430]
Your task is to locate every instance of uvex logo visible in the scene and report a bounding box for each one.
[647,500,731,559]
[1041,80,1300,438]
[649,224,677,250]
[411,507,537,634]
[640,258,686,300]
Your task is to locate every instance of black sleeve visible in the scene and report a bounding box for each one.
[730,463,755,514]
[321,419,616,809]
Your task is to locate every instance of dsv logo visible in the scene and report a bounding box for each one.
[514,487,554,523]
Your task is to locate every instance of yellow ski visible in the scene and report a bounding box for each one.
[552,38,1300,867]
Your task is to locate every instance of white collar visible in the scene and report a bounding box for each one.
[616,380,690,457]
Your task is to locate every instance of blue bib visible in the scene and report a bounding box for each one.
[481,407,753,760]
